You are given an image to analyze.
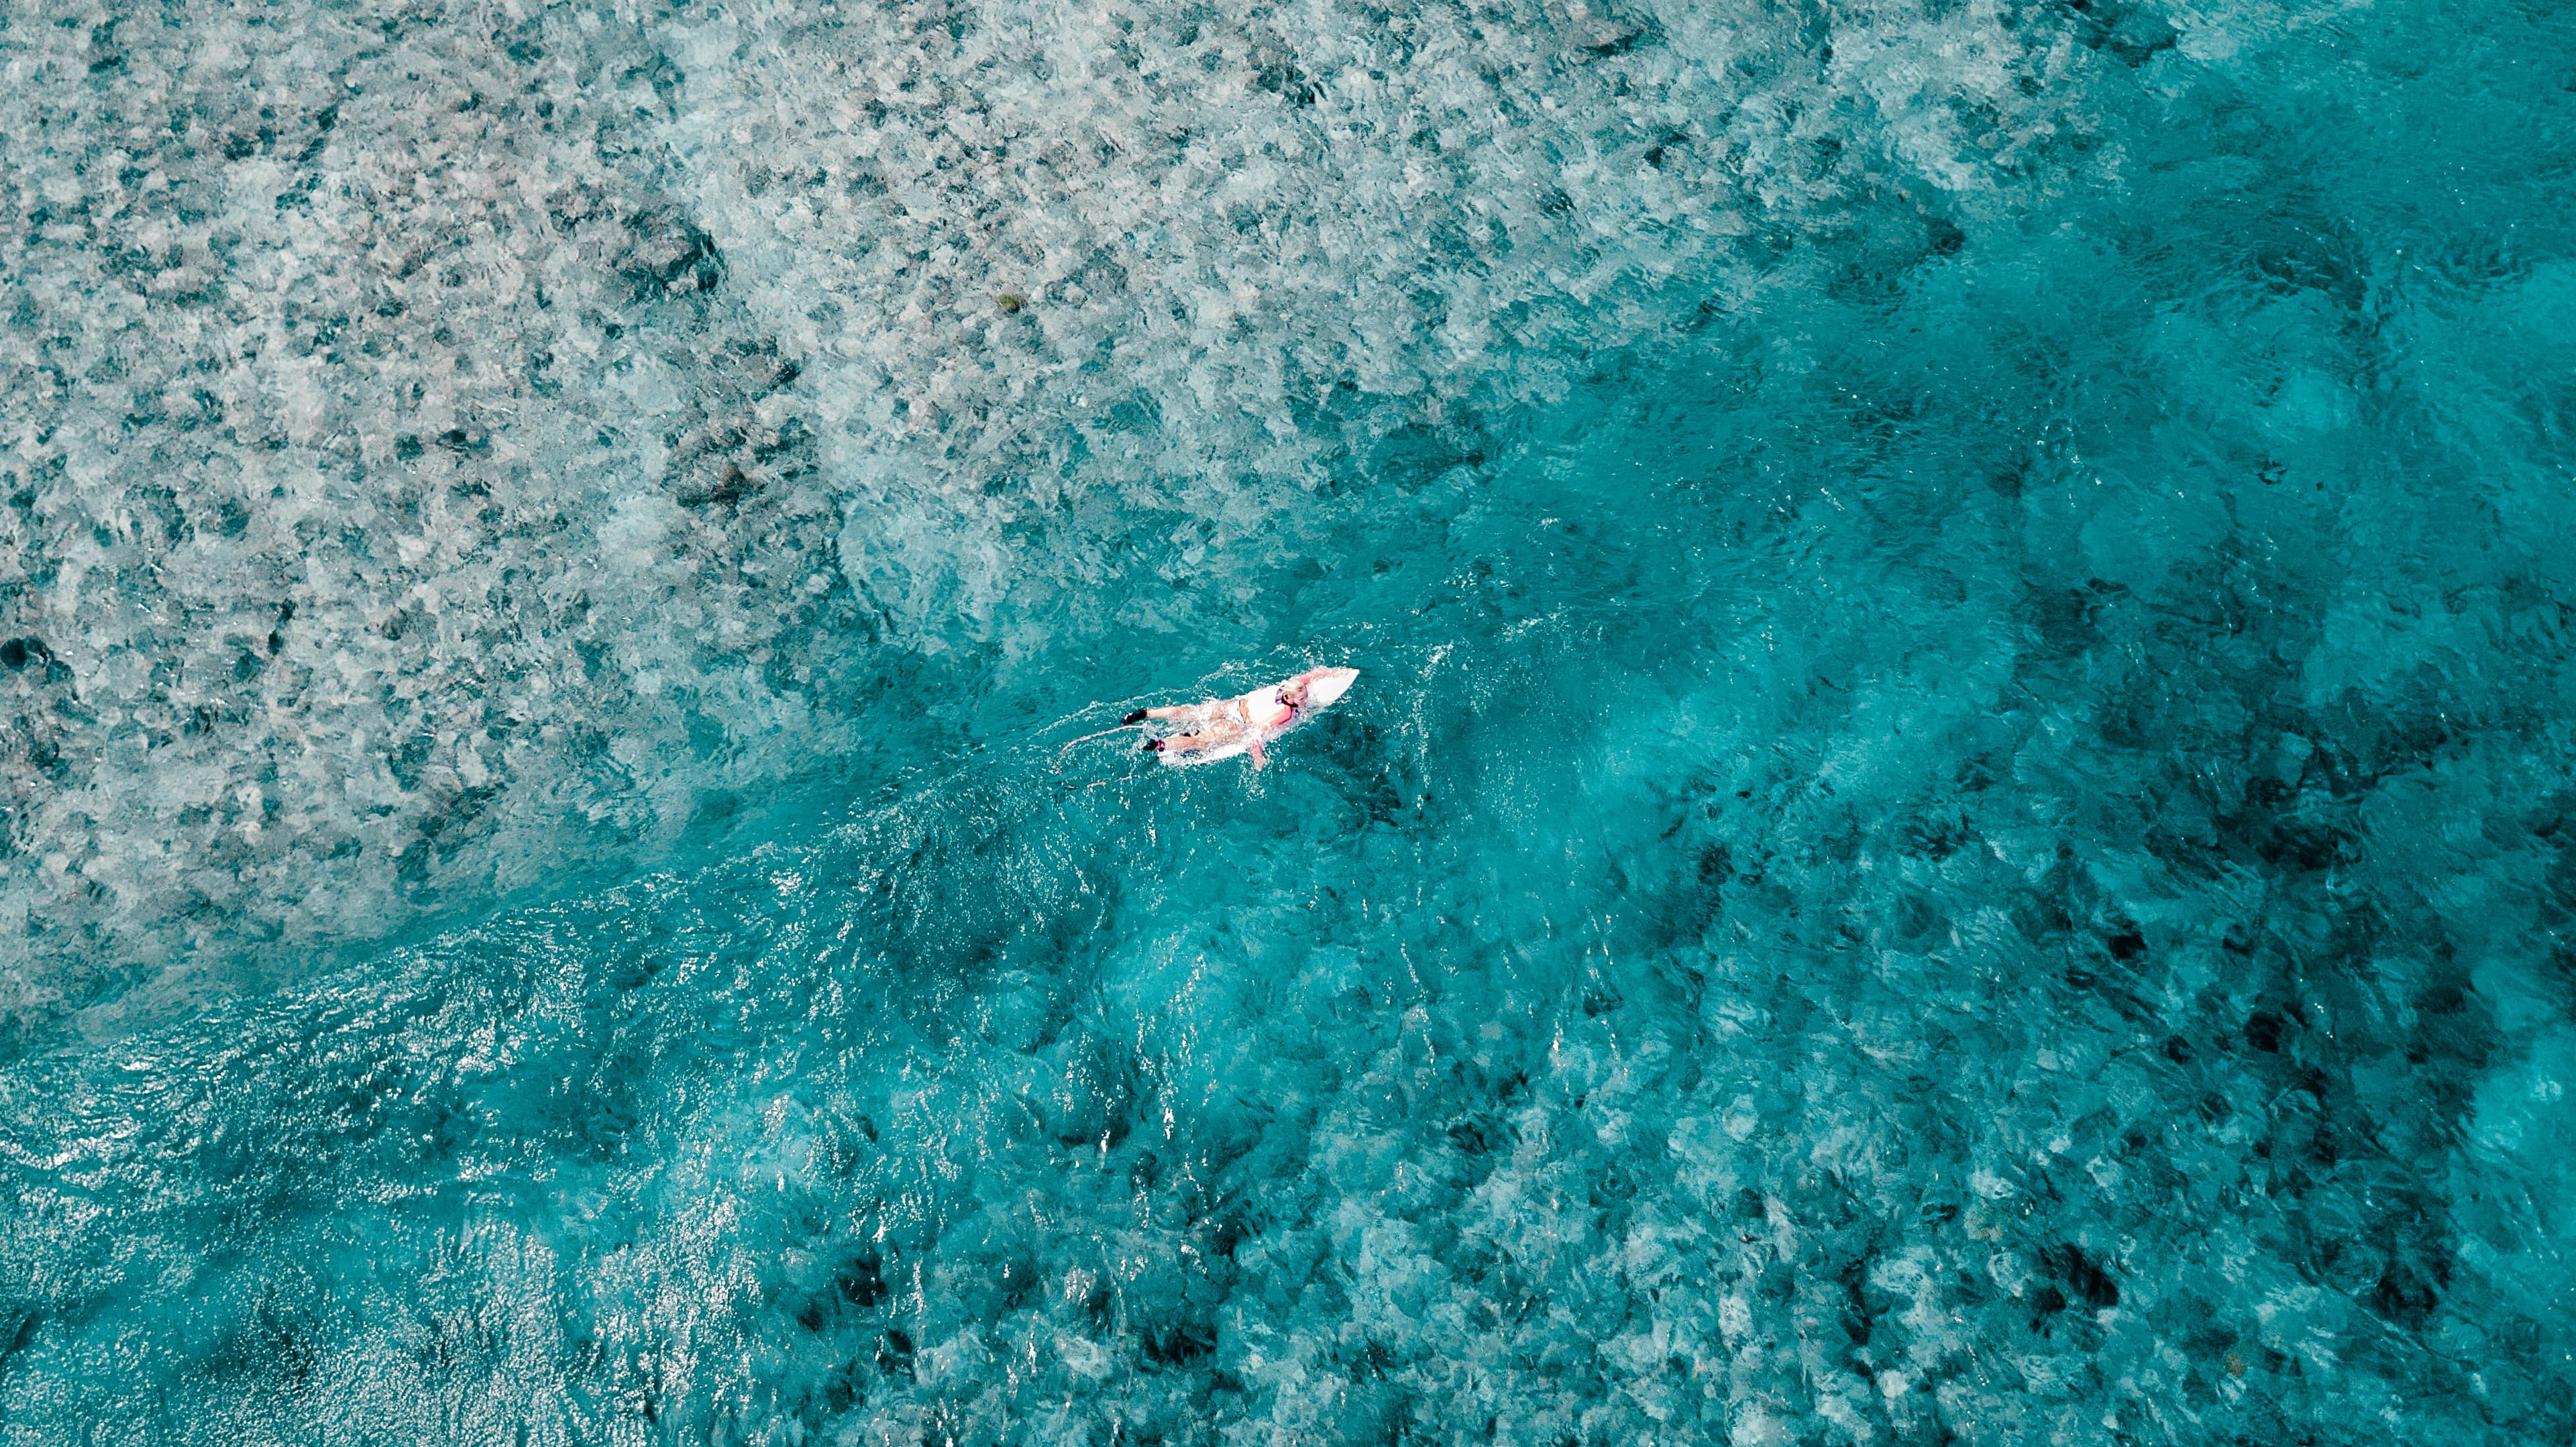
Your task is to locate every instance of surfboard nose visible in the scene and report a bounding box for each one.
[1303,667,1358,708]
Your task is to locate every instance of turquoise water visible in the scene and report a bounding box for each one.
[6,0,2576,1441]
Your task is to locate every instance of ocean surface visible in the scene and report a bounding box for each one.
[4,0,2574,1441]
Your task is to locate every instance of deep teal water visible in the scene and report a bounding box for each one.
[7,0,2576,1442]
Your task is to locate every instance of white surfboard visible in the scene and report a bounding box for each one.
[1159,666,1358,767]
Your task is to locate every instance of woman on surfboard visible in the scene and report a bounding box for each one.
[1122,666,1357,768]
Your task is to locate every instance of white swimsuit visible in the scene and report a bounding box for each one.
[1177,686,1287,732]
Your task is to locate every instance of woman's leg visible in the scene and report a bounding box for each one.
[1157,722,1244,756]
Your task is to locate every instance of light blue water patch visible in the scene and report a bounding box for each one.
[5,0,2576,1442]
